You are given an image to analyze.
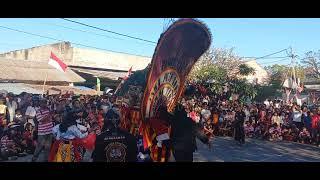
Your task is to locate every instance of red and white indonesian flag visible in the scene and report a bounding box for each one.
[48,52,68,72]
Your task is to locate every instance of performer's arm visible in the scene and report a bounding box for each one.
[71,126,88,139]
[193,122,209,145]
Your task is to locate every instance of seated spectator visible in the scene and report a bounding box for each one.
[268,123,282,141]
[253,123,263,139]
[299,127,311,144]
[0,127,20,160]
[244,121,254,138]
[22,123,36,154]
[271,112,281,127]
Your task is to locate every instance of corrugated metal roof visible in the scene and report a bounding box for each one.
[71,67,127,80]
[0,58,85,83]
[0,83,100,95]
[0,83,43,95]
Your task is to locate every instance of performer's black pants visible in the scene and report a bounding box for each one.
[173,150,193,162]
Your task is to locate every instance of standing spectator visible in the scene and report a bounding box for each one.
[25,100,37,127]
[32,99,53,162]
[311,110,320,146]
[302,111,312,132]
[244,105,250,123]
[6,93,18,123]
[292,105,303,130]
[200,102,211,125]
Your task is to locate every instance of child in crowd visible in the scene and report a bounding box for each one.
[22,123,36,154]
[253,123,262,139]
[0,127,20,160]
[268,123,282,141]
[244,121,254,138]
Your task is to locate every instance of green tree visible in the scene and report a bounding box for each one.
[189,47,256,100]
[265,64,305,89]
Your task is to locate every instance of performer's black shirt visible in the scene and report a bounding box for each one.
[235,111,246,127]
[92,128,138,162]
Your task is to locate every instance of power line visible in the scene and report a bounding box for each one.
[0,25,152,58]
[61,18,157,44]
[42,22,155,47]
[256,48,289,59]
[259,57,291,65]
[0,24,298,65]
[240,48,289,60]
[241,56,290,60]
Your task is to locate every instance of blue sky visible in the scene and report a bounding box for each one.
[0,18,319,67]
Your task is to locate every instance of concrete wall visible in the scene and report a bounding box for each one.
[0,42,73,63]
[243,60,270,85]
[0,42,151,71]
[71,47,151,71]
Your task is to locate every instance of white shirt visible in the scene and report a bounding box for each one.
[25,106,36,118]
[53,124,88,140]
[201,109,211,120]
[244,109,250,121]
[264,101,270,108]
[292,110,302,122]
[6,100,17,122]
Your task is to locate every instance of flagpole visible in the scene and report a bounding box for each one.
[114,79,124,95]
[114,66,132,95]
[42,72,48,97]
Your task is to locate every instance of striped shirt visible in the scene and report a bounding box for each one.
[36,108,53,135]
[1,136,14,150]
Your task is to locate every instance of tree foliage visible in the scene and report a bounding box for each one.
[301,50,320,79]
[189,48,257,100]
[265,64,305,89]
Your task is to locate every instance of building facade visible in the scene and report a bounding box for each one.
[0,42,152,89]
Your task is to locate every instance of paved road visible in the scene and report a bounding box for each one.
[4,137,320,162]
[194,136,320,162]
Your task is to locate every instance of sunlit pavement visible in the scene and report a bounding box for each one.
[194,136,320,162]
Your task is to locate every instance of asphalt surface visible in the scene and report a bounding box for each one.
[3,137,320,162]
[194,136,320,162]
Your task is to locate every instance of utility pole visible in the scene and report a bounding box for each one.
[287,46,300,104]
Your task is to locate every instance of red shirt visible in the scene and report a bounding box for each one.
[189,111,197,122]
[311,114,320,129]
[23,131,33,141]
[97,113,104,129]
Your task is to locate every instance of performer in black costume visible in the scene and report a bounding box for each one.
[234,106,246,146]
[92,109,137,162]
[159,104,211,162]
